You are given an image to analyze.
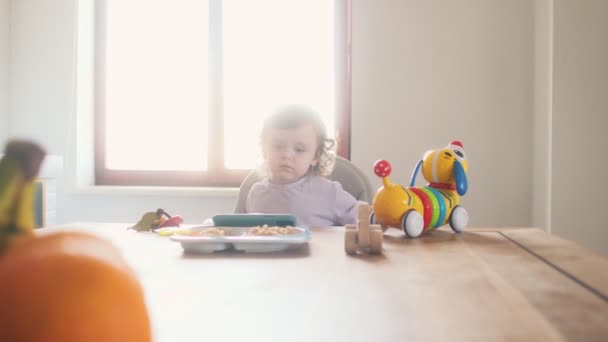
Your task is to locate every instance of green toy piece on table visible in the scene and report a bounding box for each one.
[130,208,184,232]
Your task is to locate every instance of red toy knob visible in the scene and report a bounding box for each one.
[374,160,392,178]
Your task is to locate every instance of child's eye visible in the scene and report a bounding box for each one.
[295,147,307,153]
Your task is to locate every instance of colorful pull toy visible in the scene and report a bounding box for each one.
[371,140,469,238]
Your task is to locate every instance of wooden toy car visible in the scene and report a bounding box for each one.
[345,204,383,255]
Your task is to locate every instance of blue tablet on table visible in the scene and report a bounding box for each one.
[211,214,297,227]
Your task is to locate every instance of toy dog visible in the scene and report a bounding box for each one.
[371,140,469,238]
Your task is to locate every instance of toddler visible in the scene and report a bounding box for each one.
[245,105,360,227]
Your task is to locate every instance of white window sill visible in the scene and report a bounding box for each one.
[68,185,240,197]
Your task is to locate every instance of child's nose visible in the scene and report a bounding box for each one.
[281,149,294,159]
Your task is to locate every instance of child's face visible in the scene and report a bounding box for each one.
[263,122,319,184]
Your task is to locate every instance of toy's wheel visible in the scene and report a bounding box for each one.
[402,210,424,238]
[345,230,358,255]
[449,205,468,232]
[370,212,390,231]
[370,230,383,254]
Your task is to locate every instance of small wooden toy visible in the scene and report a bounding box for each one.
[371,140,469,238]
[345,204,383,255]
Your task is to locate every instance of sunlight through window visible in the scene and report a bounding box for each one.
[223,0,336,169]
[97,0,344,185]
[104,0,209,171]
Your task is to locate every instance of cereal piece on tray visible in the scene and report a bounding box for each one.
[193,227,225,237]
[248,225,298,236]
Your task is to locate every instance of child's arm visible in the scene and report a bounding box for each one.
[244,182,265,214]
[332,182,363,226]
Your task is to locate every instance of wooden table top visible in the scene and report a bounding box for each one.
[41,224,608,342]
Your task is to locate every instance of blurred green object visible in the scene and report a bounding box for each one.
[0,140,46,253]
[34,180,44,228]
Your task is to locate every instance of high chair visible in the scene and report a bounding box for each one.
[234,156,373,213]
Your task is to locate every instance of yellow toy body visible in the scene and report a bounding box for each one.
[371,141,469,238]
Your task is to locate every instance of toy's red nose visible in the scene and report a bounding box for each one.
[374,160,392,178]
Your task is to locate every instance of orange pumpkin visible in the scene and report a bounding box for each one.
[0,231,151,342]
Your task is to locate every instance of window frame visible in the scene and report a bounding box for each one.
[94,0,351,187]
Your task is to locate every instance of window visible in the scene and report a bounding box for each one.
[95,0,351,187]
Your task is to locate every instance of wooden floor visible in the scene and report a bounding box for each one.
[43,224,608,342]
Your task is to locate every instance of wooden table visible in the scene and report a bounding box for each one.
[41,224,608,342]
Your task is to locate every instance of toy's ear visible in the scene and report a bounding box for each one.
[409,160,423,187]
[454,160,468,196]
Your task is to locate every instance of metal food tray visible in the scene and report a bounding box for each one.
[170,226,310,253]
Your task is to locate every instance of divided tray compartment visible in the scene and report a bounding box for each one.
[170,225,310,253]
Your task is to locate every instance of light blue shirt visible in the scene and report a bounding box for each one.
[246,176,361,227]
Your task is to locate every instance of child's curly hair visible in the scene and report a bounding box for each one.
[261,105,336,177]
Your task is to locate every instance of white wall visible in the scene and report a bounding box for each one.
[0,0,8,145]
[352,0,534,227]
[8,0,536,227]
[10,0,607,255]
[9,0,72,152]
[552,0,608,254]
[532,0,552,231]
[6,0,536,228]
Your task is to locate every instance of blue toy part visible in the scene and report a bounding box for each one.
[409,160,423,187]
[454,160,468,196]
